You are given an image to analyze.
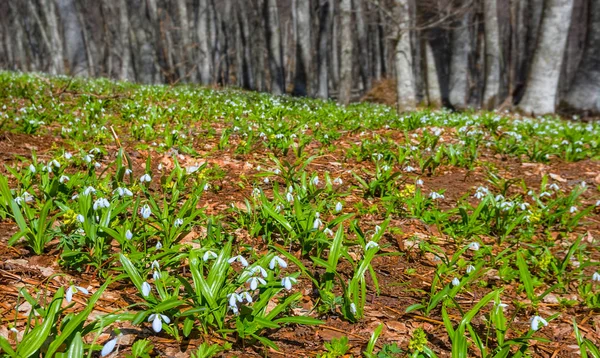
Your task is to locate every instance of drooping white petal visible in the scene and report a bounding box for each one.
[100,337,118,357]
[66,286,75,303]
[152,314,162,333]
[141,282,151,297]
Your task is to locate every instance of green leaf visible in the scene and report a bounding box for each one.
[66,332,84,358]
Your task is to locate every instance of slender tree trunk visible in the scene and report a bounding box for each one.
[425,41,442,107]
[394,0,416,111]
[292,0,312,96]
[177,0,195,82]
[449,11,473,108]
[354,0,370,91]
[44,0,65,74]
[564,0,600,113]
[317,0,331,99]
[118,0,132,81]
[482,0,502,108]
[338,0,353,104]
[74,0,96,77]
[264,0,285,94]
[57,0,87,76]
[518,0,574,114]
[198,0,212,84]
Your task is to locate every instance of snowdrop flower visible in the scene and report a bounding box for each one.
[539,191,552,198]
[101,335,122,357]
[203,250,218,261]
[84,154,93,163]
[155,241,163,250]
[240,291,253,303]
[66,285,89,303]
[140,205,152,219]
[324,227,334,236]
[548,183,560,191]
[59,175,69,183]
[29,164,36,173]
[335,202,343,213]
[151,260,160,270]
[429,191,444,200]
[228,293,243,308]
[596,200,600,207]
[263,177,270,184]
[148,314,170,333]
[125,230,133,240]
[76,214,85,223]
[349,303,357,315]
[451,277,460,287]
[416,179,424,186]
[247,276,266,290]
[153,270,161,280]
[333,177,343,185]
[93,198,110,210]
[468,242,480,251]
[281,276,297,291]
[269,256,287,270]
[466,265,476,274]
[14,196,24,206]
[250,265,268,278]
[569,206,578,213]
[313,212,322,229]
[286,192,294,202]
[203,183,210,191]
[124,168,132,175]
[64,152,72,160]
[141,282,152,297]
[83,186,96,195]
[365,241,379,251]
[94,162,102,169]
[273,168,281,175]
[474,186,489,200]
[592,272,600,282]
[140,174,152,183]
[530,315,548,331]
[228,255,249,267]
[115,187,133,197]
[404,166,415,173]
[174,218,184,227]
[51,159,60,168]
[312,176,320,186]
[374,225,381,234]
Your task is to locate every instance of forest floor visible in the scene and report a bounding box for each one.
[0,72,599,357]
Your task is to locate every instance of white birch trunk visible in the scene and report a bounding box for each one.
[338,0,353,105]
[198,0,212,84]
[394,0,416,111]
[425,42,441,107]
[483,0,501,108]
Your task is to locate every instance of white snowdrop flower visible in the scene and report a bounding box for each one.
[203,183,210,191]
[269,256,288,270]
[140,205,152,219]
[286,192,294,203]
[240,291,253,303]
[592,272,600,282]
[494,194,505,201]
[83,186,96,195]
[203,250,218,261]
[148,314,170,333]
[153,270,161,280]
[125,230,133,240]
[140,174,152,183]
[381,165,390,171]
[59,175,69,183]
[468,242,480,251]
[365,241,379,251]
[186,165,200,174]
[530,315,548,331]
[263,177,270,184]
[157,163,163,171]
[374,225,381,235]
[155,241,162,250]
[281,276,297,291]
[548,183,560,191]
[581,181,587,188]
[51,159,60,168]
[64,152,72,160]
[324,227,334,236]
[66,285,89,303]
[273,168,281,175]
[228,292,243,308]
[72,194,79,200]
[90,147,101,154]
[404,166,415,173]
[429,191,444,200]
[125,168,132,175]
[416,179,424,186]
[141,282,152,297]
[247,276,266,290]
[14,197,24,206]
[335,202,343,213]
[596,200,600,207]
[569,206,578,213]
[174,218,184,227]
[373,153,383,160]
[250,265,268,278]
[252,187,261,197]
[101,335,120,357]
[312,176,320,186]
[539,191,552,198]
[29,164,36,173]
[76,214,85,223]
[151,260,160,270]
[94,162,102,169]
[115,187,133,197]
[313,214,323,230]
[93,198,110,210]
[333,177,343,185]
[228,255,249,267]
[84,154,93,163]
[288,185,294,193]
[451,277,460,287]
[349,303,357,315]
[466,265,476,274]
[519,203,530,211]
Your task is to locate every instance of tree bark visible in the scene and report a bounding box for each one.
[264,0,285,95]
[354,0,370,91]
[482,0,502,108]
[292,0,312,96]
[317,0,331,99]
[518,0,574,114]
[394,0,417,111]
[338,0,353,105]
[198,0,212,84]
[118,0,132,81]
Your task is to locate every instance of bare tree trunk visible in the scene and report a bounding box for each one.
[518,0,574,114]
[449,11,473,108]
[330,0,340,88]
[177,0,195,82]
[264,0,285,94]
[292,0,312,96]
[73,0,96,77]
[338,0,353,104]
[354,0,370,91]
[394,0,416,111]
[57,0,87,76]
[317,0,331,99]
[482,0,502,108]
[118,0,132,81]
[564,0,600,113]
[198,0,212,84]
[44,0,65,74]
